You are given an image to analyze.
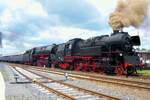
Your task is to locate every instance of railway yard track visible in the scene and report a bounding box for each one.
[132,75,150,80]
[14,64,150,91]
[10,65,120,100]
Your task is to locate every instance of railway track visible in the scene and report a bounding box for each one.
[11,66,120,100]
[11,63,150,80]
[17,64,150,91]
[132,75,150,80]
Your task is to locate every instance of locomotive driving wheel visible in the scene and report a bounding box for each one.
[75,63,81,71]
[69,64,74,70]
[98,67,104,74]
[115,65,124,75]
[127,67,134,75]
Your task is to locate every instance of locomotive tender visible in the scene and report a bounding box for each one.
[0,30,142,75]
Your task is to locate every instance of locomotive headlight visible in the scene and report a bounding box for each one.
[120,53,123,56]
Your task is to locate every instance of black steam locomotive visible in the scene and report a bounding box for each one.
[0,30,142,75]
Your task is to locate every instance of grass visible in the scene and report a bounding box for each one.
[137,70,150,76]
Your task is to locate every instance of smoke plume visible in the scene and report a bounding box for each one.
[109,0,150,30]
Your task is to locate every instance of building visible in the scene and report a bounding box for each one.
[138,52,150,63]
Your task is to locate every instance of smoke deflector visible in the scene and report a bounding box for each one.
[131,36,141,46]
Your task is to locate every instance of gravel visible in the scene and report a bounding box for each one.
[15,67,41,79]
[0,63,58,100]
[28,68,150,100]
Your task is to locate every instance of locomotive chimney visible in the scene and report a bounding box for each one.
[113,30,119,33]
[113,27,123,33]
[120,28,123,32]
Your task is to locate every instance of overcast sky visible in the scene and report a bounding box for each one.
[0,0,150,55]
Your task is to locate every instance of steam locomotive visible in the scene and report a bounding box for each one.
[0,30,142,75]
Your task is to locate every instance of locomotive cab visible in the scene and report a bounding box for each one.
[55,43,66,62]
[65,38,83,56]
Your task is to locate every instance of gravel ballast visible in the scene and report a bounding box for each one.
[0,63,58,100]
[28,68,150,100]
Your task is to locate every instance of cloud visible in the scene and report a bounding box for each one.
[28,26,106,46]
[2,39,25,55]
[39,0,103,30]
[0,9,13,28]
[137,5,150,48]
[0,0,149,55]
[87,0,118,16]
[0,0,108,55]
[0,0,49,39]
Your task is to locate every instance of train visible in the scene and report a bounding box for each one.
[0,30,142,75]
